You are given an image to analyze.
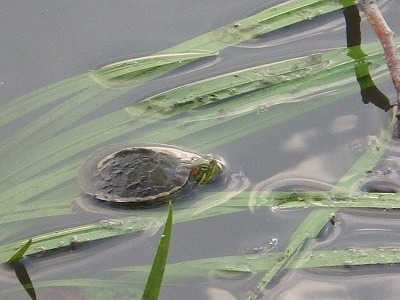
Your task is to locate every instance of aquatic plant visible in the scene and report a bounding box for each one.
[1,0,400,298]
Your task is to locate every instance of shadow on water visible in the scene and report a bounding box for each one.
[343,5,394,112]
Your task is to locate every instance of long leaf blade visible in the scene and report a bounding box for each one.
[7,238,32,264]
[142,202,173,300]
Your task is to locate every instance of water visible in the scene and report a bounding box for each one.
[1,0,400,299]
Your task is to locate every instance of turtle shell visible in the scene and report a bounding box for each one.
[78,144,203,203]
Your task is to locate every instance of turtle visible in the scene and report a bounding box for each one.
[78,144,223,204]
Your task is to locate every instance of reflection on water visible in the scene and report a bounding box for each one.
[13,261,36,300]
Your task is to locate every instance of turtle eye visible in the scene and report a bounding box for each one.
[200,165,209,171]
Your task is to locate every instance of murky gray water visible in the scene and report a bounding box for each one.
[1,0,400,299]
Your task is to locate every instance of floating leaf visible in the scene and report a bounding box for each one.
[175,0,357,49]
[0,218,161,263]
[117,246,400,279]
[90,52,217,88]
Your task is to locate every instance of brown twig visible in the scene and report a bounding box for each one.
[360,0,400,104]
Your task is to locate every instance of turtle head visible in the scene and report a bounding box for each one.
[190,155,222,185]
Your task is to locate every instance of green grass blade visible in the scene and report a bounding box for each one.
[91,52,216,88]
[7,238,32,264]
[142,202,173,300]
[250,191,400,209]
[0,74,89,126]
[12,242,394,296]
[0,86,127,158]
[0,216,162,263]
[168,0,357,52]
[248,209,335,300]
[117,246,400,280]
[128,52,331,118]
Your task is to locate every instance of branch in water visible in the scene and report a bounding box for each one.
[360,0,400,105]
